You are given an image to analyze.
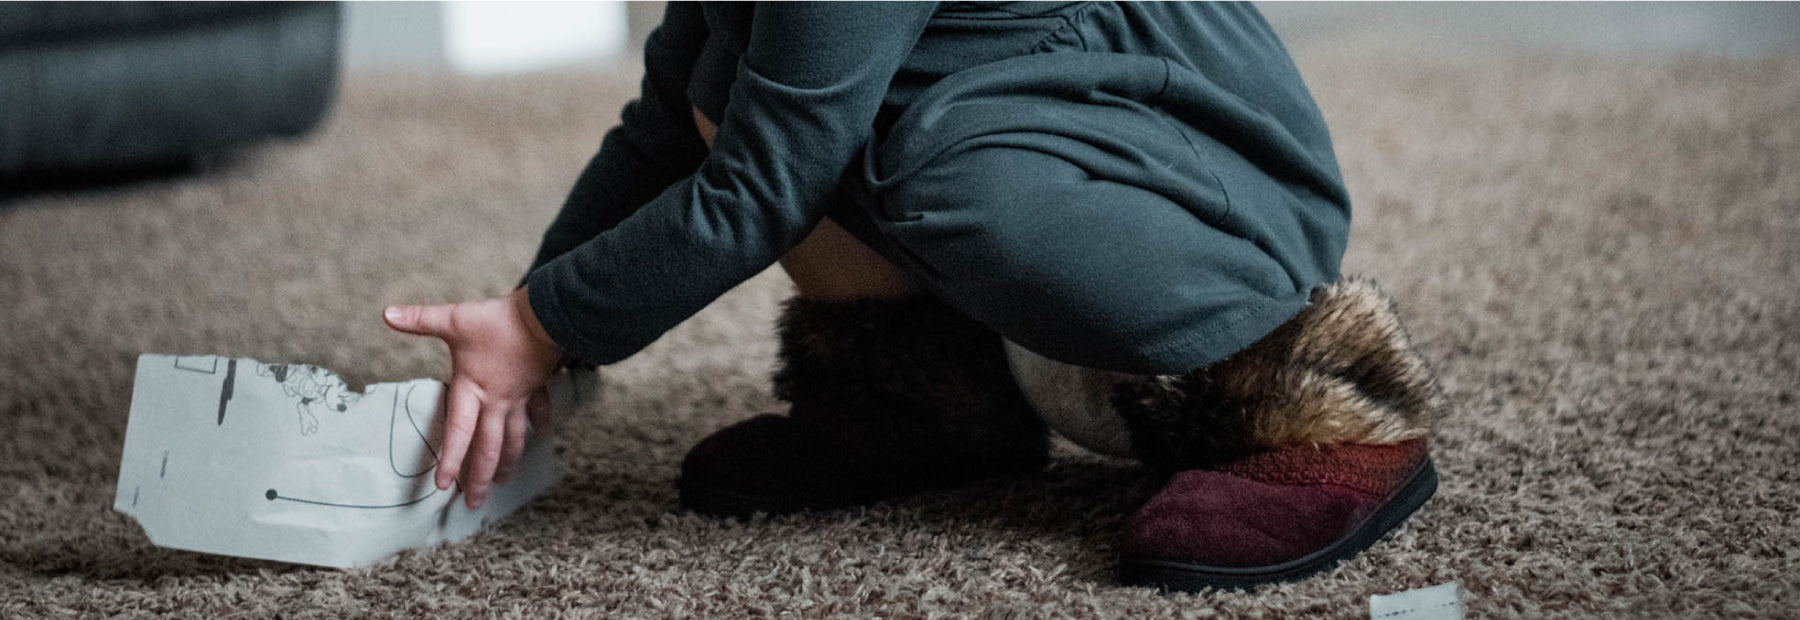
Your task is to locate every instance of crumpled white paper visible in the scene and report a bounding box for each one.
[113,354,577,568]
[1370,582,1464,620]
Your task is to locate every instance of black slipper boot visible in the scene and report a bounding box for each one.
[678,294,1049,518]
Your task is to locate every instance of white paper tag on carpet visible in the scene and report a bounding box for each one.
[1370,582,1464,620]
[113,354,580,568]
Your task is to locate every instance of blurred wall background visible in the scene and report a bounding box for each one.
[341,1,647,74]
[340,1,1800,76]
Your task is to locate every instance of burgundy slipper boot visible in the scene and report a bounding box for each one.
[679,295,1048,518]
[1112,278,1449,591]
[1119,439,1435,589]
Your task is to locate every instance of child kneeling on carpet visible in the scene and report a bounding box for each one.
[382,2,1447,591]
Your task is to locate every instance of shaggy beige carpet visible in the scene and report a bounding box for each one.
[4,48,1797,618]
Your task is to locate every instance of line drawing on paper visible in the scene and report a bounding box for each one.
[264,383,442,509]
[254,363,362,436]
[172,356,219,374]
[388,383,437,478]
[170,355,237,425]
[217,359,236,425]
[264,488,438,509]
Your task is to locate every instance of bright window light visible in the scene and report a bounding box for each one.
[442,2,627,76]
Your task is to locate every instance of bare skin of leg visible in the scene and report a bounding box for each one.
[694,108,920,301]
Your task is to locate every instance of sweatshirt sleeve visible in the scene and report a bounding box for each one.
[526,3,937,365]
[522,2,710,278]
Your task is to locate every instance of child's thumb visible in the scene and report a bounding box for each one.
[384,304,454,337]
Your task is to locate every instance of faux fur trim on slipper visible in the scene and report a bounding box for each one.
[1112,277,1448,471]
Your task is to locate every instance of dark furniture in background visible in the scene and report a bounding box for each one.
[0,2,340,180]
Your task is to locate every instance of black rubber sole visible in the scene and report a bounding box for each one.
[1119,457,1439,592]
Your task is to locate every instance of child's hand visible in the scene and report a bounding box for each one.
[383,287,562,510]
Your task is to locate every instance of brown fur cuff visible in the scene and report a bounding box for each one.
[1113,277,1448,471]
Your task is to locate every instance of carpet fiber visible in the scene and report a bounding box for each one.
[4,48,1797,618]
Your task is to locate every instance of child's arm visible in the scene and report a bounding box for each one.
[523,3,709,277]
[387,4,936,510]
[380,5,711,511]
[521,3,935,366]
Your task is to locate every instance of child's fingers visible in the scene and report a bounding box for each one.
[494,406,528,484]
[383,304,457,338]
[462,400,511,510]
[435,378,481,491]
[526,386,551,431]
